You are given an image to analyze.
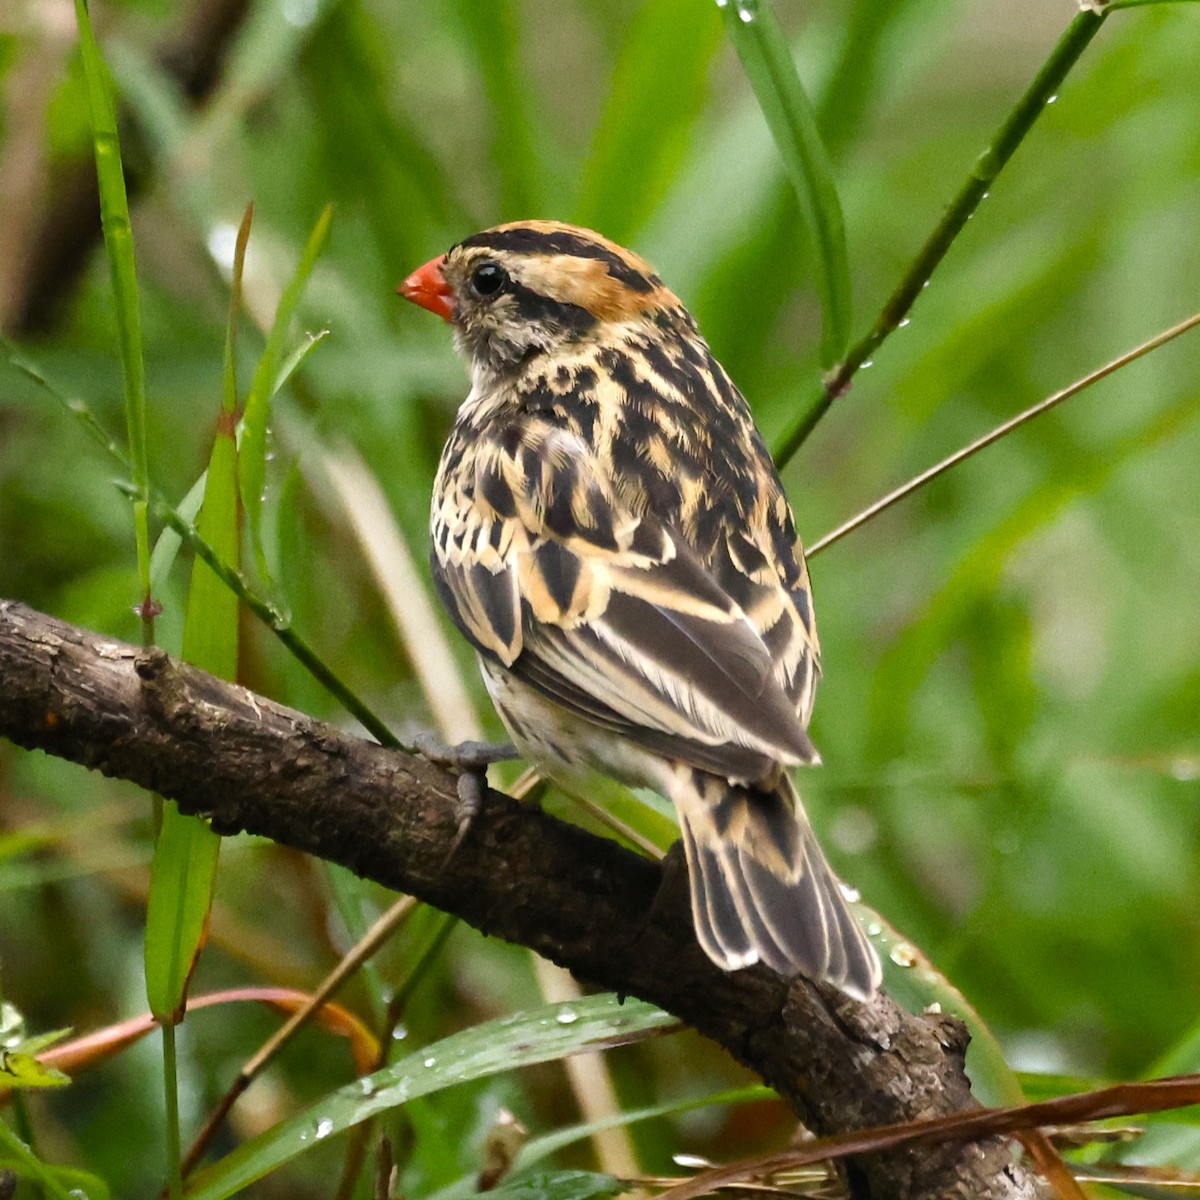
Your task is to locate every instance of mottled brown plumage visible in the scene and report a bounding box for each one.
[402,220,880,998]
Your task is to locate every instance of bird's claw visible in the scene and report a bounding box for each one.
[413,732,518,769]
[439,768,487,870]
[411,735,516,868]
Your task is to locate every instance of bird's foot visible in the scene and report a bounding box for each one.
[438,769,487,869]
[413,735,518,869]
[413,733,519,769]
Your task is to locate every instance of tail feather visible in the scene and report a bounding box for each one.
[679,817,757,969]
[674,772,880,1000]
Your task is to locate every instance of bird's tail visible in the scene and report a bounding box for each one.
[673,769,880,1000]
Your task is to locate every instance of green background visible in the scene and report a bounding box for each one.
[1,0,1198,1195]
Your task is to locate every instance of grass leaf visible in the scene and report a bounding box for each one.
[0,1121,107,1200]
[719,0,851,366]
[143,214,250,1021]
[73,0,152,604]
[239,204,333,580]
[183,995,676,1200]
[467,1172,624,1200]
[455,0,545,218]
[576,0,723,244]
[149,473,208,595]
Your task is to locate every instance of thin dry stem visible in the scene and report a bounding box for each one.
[807,309,1200,557]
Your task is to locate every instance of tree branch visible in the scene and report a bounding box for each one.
[0,600,1041,1200]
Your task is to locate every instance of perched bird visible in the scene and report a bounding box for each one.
[401,220,880,999]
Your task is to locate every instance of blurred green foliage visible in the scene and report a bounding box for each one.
[1,0,1198,1196]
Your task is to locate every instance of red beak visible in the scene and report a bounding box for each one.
[399,254,454,322]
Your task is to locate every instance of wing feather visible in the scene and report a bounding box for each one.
[431,420,816,779]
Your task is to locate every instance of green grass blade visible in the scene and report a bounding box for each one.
[223,204,253,415]
[12,342,399,748]
[143,803,221,1023]
[866,392,1200,762]
[149,484,399,746]
[322,866,390,1023]
[575,0,722,244]
[3,339,130,469]
[73,0,152,608]
[272,330,328,398]
[149,472,207,595]
[773,8,1109,461]
[1109,1012,1200,1167]
[183,996,677,1200]
[144,221,247,1192]
[300,4,471,271]
[239,203,333,579]
[0,1121,100,1200]
[145,396,237,1200]
[143,425,237,1020]
[0,1053,69,1091]
[455,0,544,218]
[719,0,851,366]
[145,333,319,600]
[144,210,250,1020]
[465,1173,623,1200]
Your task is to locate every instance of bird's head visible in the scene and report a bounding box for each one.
[400,220,687,377]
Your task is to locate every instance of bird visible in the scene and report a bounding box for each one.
[400,220,880,1000]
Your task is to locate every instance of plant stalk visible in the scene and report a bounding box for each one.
[775,8,1109,465]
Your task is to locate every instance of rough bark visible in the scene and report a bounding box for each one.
[0,599,1040,1200]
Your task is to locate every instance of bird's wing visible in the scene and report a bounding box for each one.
[431,421,817,780]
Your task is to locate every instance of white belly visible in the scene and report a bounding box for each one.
[478,655,674,795]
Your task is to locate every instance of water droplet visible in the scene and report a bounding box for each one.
[832,806,877,855]
[861,359,873,369]
[898,317,911,328]
[924,1001,943,1016]
[1171,757,1199,781]
[674,1153,713,1168]
[315,1116,334,1140]
[922,280,930,289]
[423,1055,437,1068]
[838,883,861,903]
[735,0,757,21]
[1047,93,1058,104]
[555,1007,579,1025]
[981,191,990,200]
[68,1191,90,1200]
[715,0,729,7]
[391,1024,408,1041]
[281,0,319,27]
[889,943,918,968]
[0,1009,24,1049]
[866,921,883,938]
[358,1077,377,1097]
[993,828,1019,855]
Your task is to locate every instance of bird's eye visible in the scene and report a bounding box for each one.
[470,261,508,298]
